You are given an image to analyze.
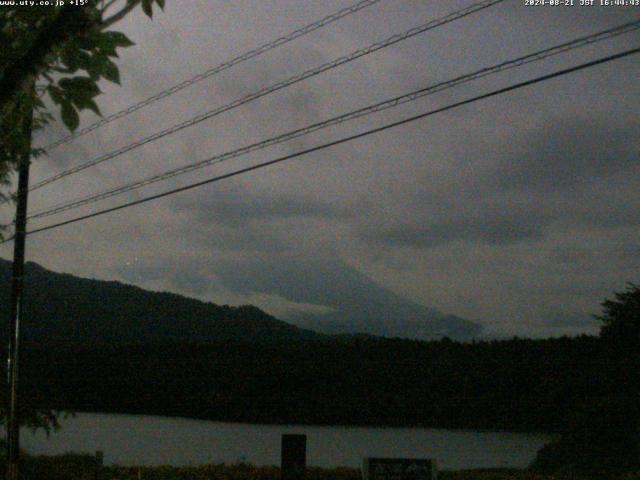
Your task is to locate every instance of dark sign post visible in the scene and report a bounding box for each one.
[281,434,307,480]
[362,458,437,480]
[94,451,104,480]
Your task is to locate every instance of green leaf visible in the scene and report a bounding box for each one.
[31,147,46,159]
[155,0,165,10]
[101,31,135,48]
[87,31,134,59]
[48,86,64,105]
[59,76,101,100]
[142,0,153,18]
[73,49,93,71]
[85,55,103,80]
[102,44,118,57]
[60,102,79,131]
[82,99,102,117]
[32,96,45,109]
[58,77,102,116]
[84,51,110,80]
[102,60,121,85]
[75,32,102,52]
[59,49,80,73]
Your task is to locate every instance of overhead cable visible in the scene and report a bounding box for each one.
[39,0,385,151]
[28,20,640,220]
[14,45,639,240]
[29,0,505,191]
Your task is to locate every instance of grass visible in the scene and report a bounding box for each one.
[1,454,639,480]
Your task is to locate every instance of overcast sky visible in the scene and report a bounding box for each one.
[2,0,639,338]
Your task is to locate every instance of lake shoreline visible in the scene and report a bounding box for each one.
[61,410,559,436]
[22,412,554,470]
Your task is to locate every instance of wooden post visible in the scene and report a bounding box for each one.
[5,80,34,480]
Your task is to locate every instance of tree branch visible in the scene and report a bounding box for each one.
[101,0,124,15]
[100,0,142,29]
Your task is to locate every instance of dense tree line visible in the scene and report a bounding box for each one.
[3,333,635,434]
[531,284,640,474]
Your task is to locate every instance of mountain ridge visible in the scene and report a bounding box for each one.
[0,257,482,344]
[214,256,483,340]
[0,258,320,346]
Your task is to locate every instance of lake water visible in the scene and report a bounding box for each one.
[21,413,554,470]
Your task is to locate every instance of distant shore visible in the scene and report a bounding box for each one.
[64,409,558,434]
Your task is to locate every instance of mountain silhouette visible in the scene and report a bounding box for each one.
[213,256,483,340]
[0,258,319,346]
[0,257,481,344]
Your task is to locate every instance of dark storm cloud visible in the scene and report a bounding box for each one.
[208,254,384,306]
[357,112,639,250]
[366,212,544,249]
[174,188,351,227]
[2,0,638,340]
[495,117,638,192]
[547,240,640,276]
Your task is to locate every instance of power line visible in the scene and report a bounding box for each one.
[38,0,385,151]
[14,46,639,241]
[29,0,505,192]
[28,20,640,221]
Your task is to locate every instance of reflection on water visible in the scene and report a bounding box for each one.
[22,413,554,470]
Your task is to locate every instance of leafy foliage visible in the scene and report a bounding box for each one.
[0,259,318,346]
[596,283,640,346]
[0,442,619,480]
[0,0,166,201]
[0,0,166,430]
[530,286,640,476]
[532,395,640,476]
[0,453,636,480]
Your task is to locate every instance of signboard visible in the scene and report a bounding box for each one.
[281,434,306,480]
[362,458,437,480]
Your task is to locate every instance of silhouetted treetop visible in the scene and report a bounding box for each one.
[596,282,640,345]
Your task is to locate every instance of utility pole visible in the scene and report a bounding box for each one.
[5,85,34,480]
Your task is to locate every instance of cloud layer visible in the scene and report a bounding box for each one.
[1,0,638,338]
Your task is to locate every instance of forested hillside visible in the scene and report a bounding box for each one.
[0,259,319,345]
[0,258,481,343]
